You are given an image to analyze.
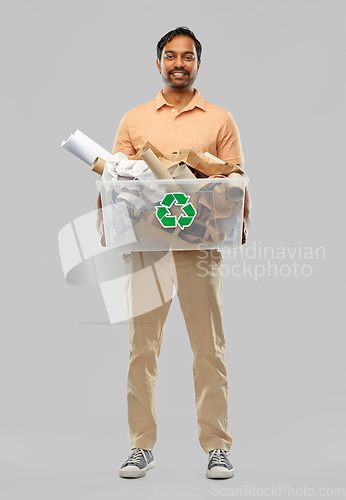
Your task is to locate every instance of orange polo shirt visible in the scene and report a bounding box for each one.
[112,89,244,165]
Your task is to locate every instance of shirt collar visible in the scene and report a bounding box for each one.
[155,89,206,112]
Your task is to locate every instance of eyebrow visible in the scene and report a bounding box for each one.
[164,50,195,55]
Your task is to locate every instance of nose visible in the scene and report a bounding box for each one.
[174,55,185,68]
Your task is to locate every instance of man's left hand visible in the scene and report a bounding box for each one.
[242,186,251,245]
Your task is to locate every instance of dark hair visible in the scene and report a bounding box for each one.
[156,26,202,62]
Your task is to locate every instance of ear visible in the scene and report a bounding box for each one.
[156,59,161,74]
[197,60,201,71]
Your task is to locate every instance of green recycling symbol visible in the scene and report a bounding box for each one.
[155,192,197,229]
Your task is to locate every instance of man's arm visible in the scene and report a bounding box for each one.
[112,113,137,156]
[216,112,245,165]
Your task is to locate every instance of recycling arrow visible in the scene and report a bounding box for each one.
[155,192,197,229]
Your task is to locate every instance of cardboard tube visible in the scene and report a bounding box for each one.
[171,164,200,195]
[167,164,181,176]
[226,173,245,202]
[172,164,195,179]
[91,157,106,175]
[140,148,174,181]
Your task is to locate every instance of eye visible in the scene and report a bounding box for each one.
[164,54,174,60]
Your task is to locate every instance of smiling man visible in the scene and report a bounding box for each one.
[157,34,201,98]
[98,26,250,480]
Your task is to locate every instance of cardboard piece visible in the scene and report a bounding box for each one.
[132,143,244,179]
[203,152,226,164]
[182,148,244,177]
[129,141,165,161]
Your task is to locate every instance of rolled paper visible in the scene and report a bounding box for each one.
[91,157,106,175]
[226,173,245,202]
[140,148,175,181]
[61,129,113,165]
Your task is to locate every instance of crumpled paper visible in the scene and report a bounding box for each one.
[100,152,158,183]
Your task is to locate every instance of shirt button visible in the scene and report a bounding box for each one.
[172,108,175,112]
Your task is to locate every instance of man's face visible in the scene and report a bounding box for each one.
[156,35,201,90]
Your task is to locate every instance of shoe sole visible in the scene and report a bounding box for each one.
[206,466,234,479]
[119,460,155,478]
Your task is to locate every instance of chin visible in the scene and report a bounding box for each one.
[163,76,192,89]
[168,79,192,89]
[171,83,190,89]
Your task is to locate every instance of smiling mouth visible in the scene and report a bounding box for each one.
[170,72,188,77]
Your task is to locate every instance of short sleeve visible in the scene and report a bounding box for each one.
[112,114,137,156]
[216,112,245,165]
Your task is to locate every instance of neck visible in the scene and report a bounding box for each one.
[162,86,196,110]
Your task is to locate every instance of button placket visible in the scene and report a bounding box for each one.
[173,110,180,126]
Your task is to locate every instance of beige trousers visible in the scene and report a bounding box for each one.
[122,249,232,453]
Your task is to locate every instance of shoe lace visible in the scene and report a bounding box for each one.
[209,449,229,466]
[126,448,145,465]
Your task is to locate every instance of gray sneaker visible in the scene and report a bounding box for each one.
[206,449,234,479]
[119,448,155,478]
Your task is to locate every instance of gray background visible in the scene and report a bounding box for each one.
[1,0,345,499]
